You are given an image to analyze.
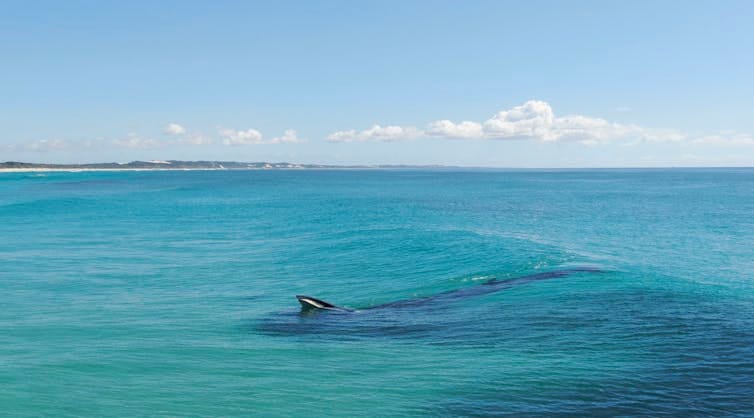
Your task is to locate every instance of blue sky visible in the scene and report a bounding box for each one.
[2,0,753,167]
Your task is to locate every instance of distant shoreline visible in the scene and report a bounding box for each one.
[0,160,452,172]
[1,160,752,172]
[0,168,236,172]
[0,167,390,173]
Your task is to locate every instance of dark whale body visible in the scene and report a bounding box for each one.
[296,267,602,313]
[257,267,603,339]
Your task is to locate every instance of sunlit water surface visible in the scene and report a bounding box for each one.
[1,169,753,416]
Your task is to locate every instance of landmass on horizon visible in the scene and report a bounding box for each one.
[0,160,452,171]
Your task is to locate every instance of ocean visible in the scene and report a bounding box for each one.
[1,169,753,416]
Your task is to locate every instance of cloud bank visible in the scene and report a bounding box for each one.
[4,102,752,157]
[327,125,422,142]
[329,100,686,145]
[219,128,301,145]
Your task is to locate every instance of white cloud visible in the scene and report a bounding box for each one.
[426,120,483,139]
[327,125,421,142]
[162,123,214,145]
[427,100,684,144]
[164,123,186,136]
[219,128,264,145]
[219,128,301,145]
[268,129,302,144]
[481,100,556,140]
[329,100,685,145]
[326,130,359,142]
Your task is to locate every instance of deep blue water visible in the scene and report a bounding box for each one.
[1,169,753,416]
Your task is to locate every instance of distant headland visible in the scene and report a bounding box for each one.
[0,160,450,172]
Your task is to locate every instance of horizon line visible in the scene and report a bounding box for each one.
[2,160,753,171]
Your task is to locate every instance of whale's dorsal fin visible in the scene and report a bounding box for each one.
[296,295,351,312]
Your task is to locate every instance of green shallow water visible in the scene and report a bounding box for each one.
[1,169,753,416]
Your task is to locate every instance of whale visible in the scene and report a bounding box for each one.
[296,295,354,312]
[256,267,603,339]
[295,267,602,313]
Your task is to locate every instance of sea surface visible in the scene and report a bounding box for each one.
[1,169,753,416]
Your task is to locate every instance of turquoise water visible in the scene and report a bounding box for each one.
[1,169,753,416]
